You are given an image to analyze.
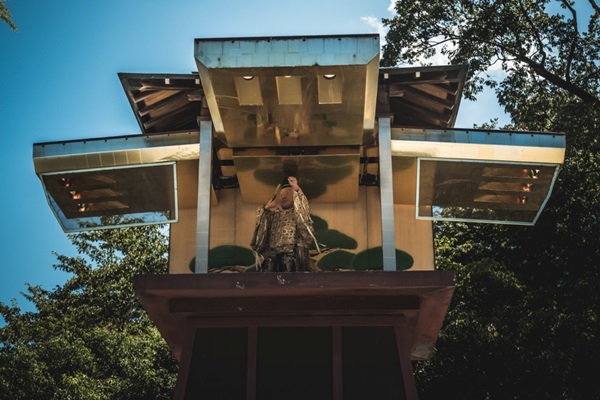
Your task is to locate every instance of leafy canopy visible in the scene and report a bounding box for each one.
[0,225,177,400]
[383,0,600,109]
[383,1,600,399]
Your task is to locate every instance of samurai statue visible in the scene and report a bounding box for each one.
[250,176,317,272]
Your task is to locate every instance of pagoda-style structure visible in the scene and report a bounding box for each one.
[33,34,565,399]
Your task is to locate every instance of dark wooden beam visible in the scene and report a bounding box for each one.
[395,322,419,400]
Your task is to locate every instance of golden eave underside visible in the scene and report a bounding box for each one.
[113,66,467,204]
[119,66,466,136]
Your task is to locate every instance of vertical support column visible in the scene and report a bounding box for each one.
[173,328,197,400]
[195,119,213,273]
[378,116,396,271]
[394,321,419,400]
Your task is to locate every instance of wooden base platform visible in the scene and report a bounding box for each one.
[134,271,454,400]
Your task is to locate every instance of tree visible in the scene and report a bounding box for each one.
[0,225,178,400]
[383,1,600,399]
[383,0,600,108]
[1,0,16,31]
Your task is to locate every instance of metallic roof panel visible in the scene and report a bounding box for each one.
[195,35,380,148]
[33,131,200,174]
[195,35,380,69]
[40,163,178,232]
[416,158,560,225]
[389,127,565,225]
[390,127,566,163]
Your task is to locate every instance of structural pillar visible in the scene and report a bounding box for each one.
[195,119,213,273]
[378,116,397,271]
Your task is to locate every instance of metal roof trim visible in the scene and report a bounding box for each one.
[33,130,200,174]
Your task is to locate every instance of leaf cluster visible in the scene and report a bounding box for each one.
[0,225,177,400]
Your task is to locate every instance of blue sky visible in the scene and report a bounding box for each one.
[0,0,508,313]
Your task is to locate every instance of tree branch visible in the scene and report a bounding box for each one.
[589,0,600,13]
[576,69,600,84]
[516,53,600,106]
[472,35,600,106]
[562,0,579,83]
[0,2,16,31]
[519,0,547,64]
[429,37,458,48]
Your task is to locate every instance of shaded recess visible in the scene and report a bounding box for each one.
[119,73,206,134]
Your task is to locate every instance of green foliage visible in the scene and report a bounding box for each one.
[188,245,257,272]
[311,214,328,231]
[351,247,414,271]
[316,250,355,271]
[312,229,357,250]
[383,1,600,398]
[0,225,177,400]
[383,0,600,109]
[208,244,255,268]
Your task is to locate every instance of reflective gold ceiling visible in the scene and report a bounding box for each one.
[232,147,360,203]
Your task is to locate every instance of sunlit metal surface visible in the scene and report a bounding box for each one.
[378,117,396,271]
[390,127,566,163]
[232,147,360,203]
[40,163,177,232]
[33,131,199,232]
[416,158,560,225]
[111,65,472,204]
[195,35,380,148]
[390,127,565,225]
[392,156,418,205]
[195,120,213,273]
[33,131,201,174]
